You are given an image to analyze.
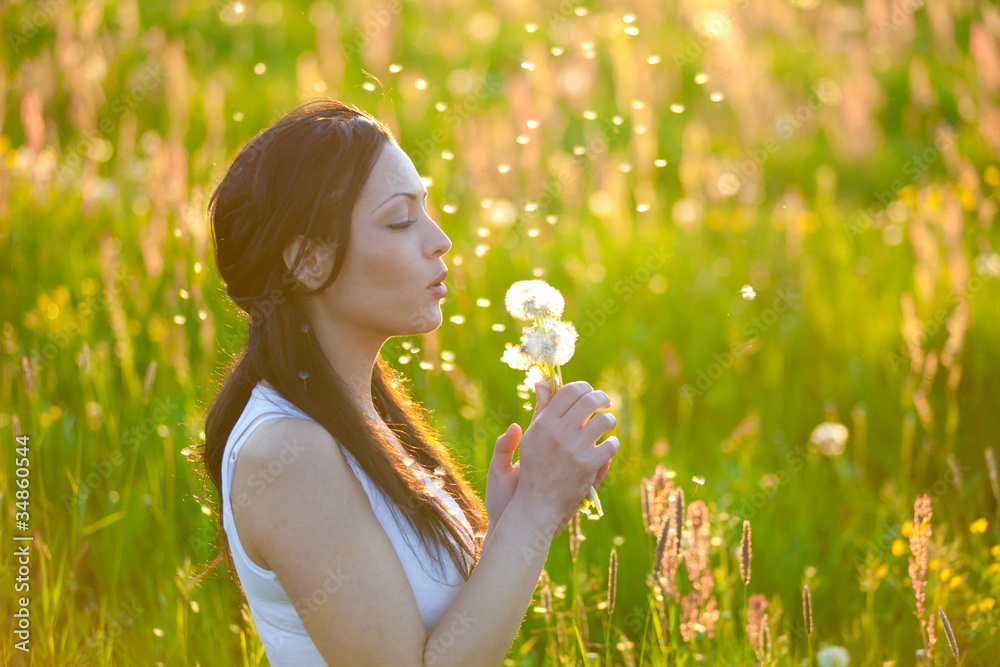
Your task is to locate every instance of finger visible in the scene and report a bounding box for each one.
[543,380,593,419]
[593,456,612,489]
[579,410,617,446]
[586,435,620,469]
[491,424,521,470]
[567,390,614,431]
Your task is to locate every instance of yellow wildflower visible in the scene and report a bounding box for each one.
[940,567,952,582]
[892,539,906,557]
[970,518,988,534]
[902,520,913,537]
[929,558,940,571]
[981,598,995,611]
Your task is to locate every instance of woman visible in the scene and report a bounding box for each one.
[196,98,621,666]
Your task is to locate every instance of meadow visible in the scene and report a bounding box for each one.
[1,0,999,664]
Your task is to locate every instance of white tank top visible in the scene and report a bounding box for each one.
[221,381,476,666]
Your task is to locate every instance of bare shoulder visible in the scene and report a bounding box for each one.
[233,417,348,556]
[232,416,429,665]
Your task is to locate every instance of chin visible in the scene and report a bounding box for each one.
[405,307,443,334]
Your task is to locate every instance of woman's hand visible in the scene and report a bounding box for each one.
[511,380,619,532]
[485,381,555,528]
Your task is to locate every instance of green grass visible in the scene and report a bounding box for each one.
[2,0,999,664]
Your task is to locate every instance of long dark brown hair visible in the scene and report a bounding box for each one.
[192,98,487,594]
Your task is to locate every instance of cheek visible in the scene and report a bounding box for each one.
[342,235,408,296]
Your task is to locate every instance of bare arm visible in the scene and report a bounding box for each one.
[423,491,563,667]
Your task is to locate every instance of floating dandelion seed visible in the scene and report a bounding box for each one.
[810,422,849,456]
[670,103,685,113]
[692,475,705,486]
[741,284,756,300]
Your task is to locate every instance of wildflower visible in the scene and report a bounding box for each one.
[641,464,675,534]
[909,495,934,658]
[521,319,578,367]
[970,518,988,533]
[909,495,932,619]
[607,548,618,615]
[739,520,752,585]
[746,594,768,660]
[892,538,907,557]
[809,422,849,456]
[504,279,564,321]
[524,364,546,391]
[683,501,711,594]
[501,341,534,370]
[673,487,685,557]
[816,645,850,667]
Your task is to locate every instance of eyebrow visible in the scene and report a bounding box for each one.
[375,189,428,212]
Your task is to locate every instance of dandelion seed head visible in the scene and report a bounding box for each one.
[501,342,535,370]
[741,284,756,300]
[504,280,565,321]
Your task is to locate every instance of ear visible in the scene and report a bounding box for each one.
[283,235,335,291]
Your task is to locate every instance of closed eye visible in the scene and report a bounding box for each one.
[389,218,418,230]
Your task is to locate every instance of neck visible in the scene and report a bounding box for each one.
[299,302,385,422]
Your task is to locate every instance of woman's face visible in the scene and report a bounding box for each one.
[313,141,452,337]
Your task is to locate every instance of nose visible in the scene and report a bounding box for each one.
[428,214,451,257]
